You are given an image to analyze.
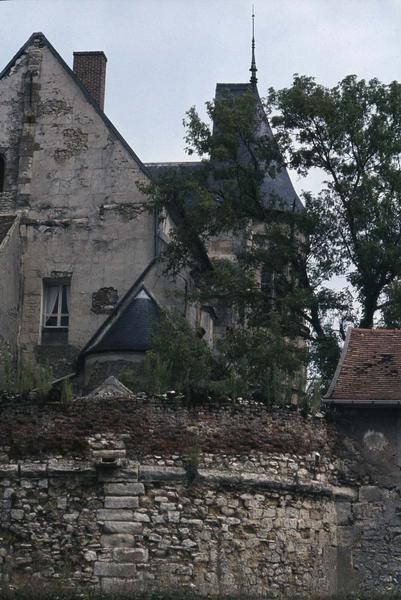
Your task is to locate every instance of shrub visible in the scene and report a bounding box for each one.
[0,353,54,400]
[121,310,213,401]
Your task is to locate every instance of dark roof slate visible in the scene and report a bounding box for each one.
[216,84,303,213]
[87,289,161,355]
[146,83,303,214]
[324,328,401,404]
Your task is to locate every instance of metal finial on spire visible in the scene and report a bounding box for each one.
[250,6,258,88]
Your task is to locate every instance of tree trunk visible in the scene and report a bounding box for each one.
[359,292,379,329]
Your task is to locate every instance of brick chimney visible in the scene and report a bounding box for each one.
[73,51,107,111]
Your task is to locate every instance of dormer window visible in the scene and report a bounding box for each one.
[0,155,5,193]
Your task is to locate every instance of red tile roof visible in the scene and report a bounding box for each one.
[324,328,401,404]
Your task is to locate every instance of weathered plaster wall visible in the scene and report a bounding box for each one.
[330,406,401,594]
[0,36,215,379]
[16,43,155,372]
[0,216,21,363]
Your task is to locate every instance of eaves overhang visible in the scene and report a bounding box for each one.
[322,398,401,407]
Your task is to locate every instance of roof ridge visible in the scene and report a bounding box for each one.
[353,327,401,333]
[0,32,151,180]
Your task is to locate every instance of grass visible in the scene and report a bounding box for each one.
[2,587,401,600]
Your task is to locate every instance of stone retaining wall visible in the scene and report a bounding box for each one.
[3,400,401,596]
[0,456,340,597]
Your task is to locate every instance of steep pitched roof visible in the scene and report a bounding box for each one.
[86,287,161,355]
[215,83,303,213]
[78,259,157,362]
[324,328,401,405]
[146,83,303,214]
[0,32,150,178]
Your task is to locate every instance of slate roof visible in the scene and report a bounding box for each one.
[86,288,161,355]
[0,216,16,245]
[146,83,303,214]
[324,328,401,405]
[216,84,303,213]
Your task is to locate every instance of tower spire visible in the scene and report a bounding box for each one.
[250,6,258,89]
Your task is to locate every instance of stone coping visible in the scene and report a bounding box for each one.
[0,460,355,499]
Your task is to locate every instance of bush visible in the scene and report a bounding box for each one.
[121,310,213,401]
[0,352,53,400]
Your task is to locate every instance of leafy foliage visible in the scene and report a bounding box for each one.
[268,75,401,377]
[0,352,53,400]
[141,75,401,396]
[121,311,213,401]
[141,91,307,403]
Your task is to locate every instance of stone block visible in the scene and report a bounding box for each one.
[139,465,186,481]
[104,496,139,509]
[20,463,47,477]
[104,483,144,496]
[160,502,176,511]
[113,548,148,562]
[97,509,134,521]
[97,465,139,483]
[48,459,95,475]
[102,521,142,535]
[0,465,18,479]
[94,561,136,577]
[336,502,352,526]
[101,534,135,548]
[101,578,137,594]
[132,512,150,523]
[10,509,24,520]
[57,497,67,510]
[359,486,383,502]
[92,449,126,461]
[337,525,360,546]
[332,486,359,501]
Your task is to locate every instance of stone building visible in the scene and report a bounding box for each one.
[0,32,300,385]
[323,327,401,592]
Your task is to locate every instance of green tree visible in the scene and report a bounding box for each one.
[122,311,213,401]
[143,76,401,393]
[267,75,401,383]
[142,90,308,401]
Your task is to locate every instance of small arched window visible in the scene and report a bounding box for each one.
[0,155,5,193]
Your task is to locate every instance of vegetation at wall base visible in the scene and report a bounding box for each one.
[120,310,305,406]
[3,586,401,600]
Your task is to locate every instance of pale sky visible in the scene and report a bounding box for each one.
[1,0,401,192]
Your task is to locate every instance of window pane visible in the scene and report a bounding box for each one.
[46,285,59,315]
[61,285,69,313]
[43,280,70,332]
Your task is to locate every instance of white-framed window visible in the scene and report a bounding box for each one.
[43,282,70,329]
